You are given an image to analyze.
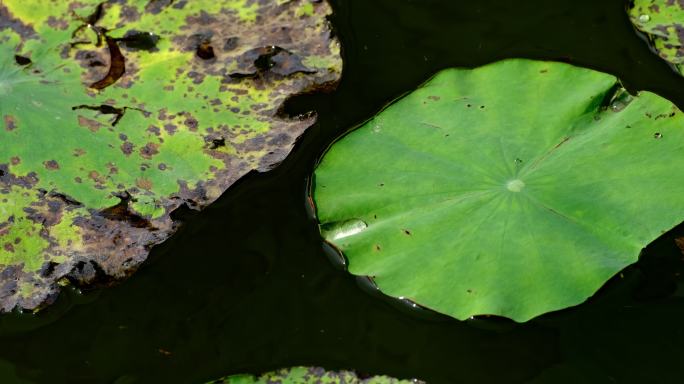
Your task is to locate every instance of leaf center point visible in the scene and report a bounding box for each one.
[506,179,525,192]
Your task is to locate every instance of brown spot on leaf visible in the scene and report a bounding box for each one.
[107,163,119,174]
[121,142,134,155]
[46,16,68,30]
[223,36,239,51]
[3,115,17,131]
[146,125,161,136]
[88,170,105,184]
[165,123,179,134]
[0,4,36,38]
[145,0,174,14]
[183,117,198,130]
[185,11,218,27]
[43,160,60,170]
[78,115,102,132]
[136,178,153,190]
[139,142,160,159]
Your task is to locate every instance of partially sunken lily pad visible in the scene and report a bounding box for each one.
[629,0,684,73]
[0,0,341,312]
[313,59,684,322]
[208,366,422,384]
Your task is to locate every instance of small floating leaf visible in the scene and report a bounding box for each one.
[0,0,341,312]
[629,0,684,73]
[208,366,422,384]
[313,59,684,322]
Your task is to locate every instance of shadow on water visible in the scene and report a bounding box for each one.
[2,0,684,383]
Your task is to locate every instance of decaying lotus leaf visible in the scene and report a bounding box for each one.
[0,0,341,312]
[629,0,684,73]
[208,366,423,384]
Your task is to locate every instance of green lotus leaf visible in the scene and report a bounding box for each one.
[0,0,341,312]
[208,366,422,384]
[313,59,684,322]
[629,0,684,73]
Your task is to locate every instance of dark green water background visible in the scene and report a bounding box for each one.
[2,0,684,383]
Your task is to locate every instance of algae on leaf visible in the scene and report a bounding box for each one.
[313,59,684,322]
[629,0,684,73]
[208,366,422,384]
[0,0,341,312]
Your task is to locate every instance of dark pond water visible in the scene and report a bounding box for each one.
[2,0,684,383]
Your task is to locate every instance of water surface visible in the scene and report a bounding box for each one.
[2,0,684,383]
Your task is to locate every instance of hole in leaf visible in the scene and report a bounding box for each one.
[185,32,215,60]
[40,261,59,278]
[99,191,154,229]
[14,55,31,66]
[49,192,82,206]
[118,30,160,51]
[210,137,225,149]
[72,104,145,126]
[230,46,316,78]
[196,39,215,60]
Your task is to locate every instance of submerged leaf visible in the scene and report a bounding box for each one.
[0,0,341,312]
[313,59,684,322]
[629,0,684,73]
[208,366,422,384]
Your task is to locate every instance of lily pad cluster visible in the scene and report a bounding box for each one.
[208,366,422,384]
[0,0,341,312]
[629,0,684,73]
[313,59,684,321]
